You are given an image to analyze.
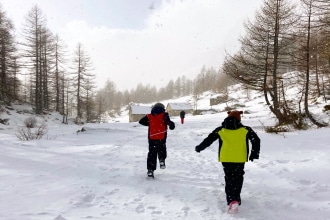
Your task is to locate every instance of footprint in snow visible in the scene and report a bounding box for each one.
[54,215,67,220]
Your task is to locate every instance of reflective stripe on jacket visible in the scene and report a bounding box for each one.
[147,112,167,140]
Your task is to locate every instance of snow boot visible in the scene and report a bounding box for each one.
[147,170,154,178]
[159,161,166,169]
[228,201,239,214]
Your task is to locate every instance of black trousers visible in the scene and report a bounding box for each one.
[222,162,245,205]
[147,140,167,171]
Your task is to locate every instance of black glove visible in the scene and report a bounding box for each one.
[195,145,201,153]
[169,123,175,130]
[249,153,259,162]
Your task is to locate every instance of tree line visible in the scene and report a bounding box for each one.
[1,0,329,128]
[94,66,231,119]
[0,4,96,124]
[0,3,230,123]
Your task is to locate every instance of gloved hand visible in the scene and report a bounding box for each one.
[169,123,175,130]
[195,145,201,153]
[249,153,259,162]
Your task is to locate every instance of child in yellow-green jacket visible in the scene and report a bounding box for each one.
[195,110,260,213]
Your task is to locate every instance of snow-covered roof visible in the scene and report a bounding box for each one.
[167,102,193,110]
[130,105,151,114]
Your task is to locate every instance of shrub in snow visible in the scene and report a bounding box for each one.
[75,117,85,125]
[0,118,9,125]
[16,121,48,141]
[0,106,10,125]
[265,125,291,133]
[323,105,330,112]
[24,116,37,128]
[0,105,6,113]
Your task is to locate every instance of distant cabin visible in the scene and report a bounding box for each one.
[128,105,151,122]
[166,103,193,116]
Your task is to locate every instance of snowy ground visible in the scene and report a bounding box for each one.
[0,90,330,220]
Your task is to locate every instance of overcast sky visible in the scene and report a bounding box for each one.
[1,0,264,91]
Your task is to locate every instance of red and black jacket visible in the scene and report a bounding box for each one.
[139,106,175,141]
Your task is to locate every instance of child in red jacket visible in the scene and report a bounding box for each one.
[139,103,175,178]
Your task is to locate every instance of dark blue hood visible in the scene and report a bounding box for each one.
[151,106,165,115]
[222,116,243,130]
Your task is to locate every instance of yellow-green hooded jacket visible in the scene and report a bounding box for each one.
[195,116,260,162]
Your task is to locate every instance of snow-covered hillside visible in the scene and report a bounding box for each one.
[0,86,329,220]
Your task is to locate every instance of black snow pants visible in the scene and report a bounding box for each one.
[222,162,245,205]
[147,140,167,171]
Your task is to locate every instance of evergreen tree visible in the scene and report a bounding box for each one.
[0,4,19,104]
[21,5,50,114]
[297,0,327,127]
[223,0,299,125]
[71,43,95,122]
[52,35,67,114]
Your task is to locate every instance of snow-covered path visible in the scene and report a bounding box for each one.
[0,112,329,220]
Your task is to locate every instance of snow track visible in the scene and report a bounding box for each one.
[0,118,329,219]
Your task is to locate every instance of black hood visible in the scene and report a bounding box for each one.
[221,116,243,130]
[151,105,165,115]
